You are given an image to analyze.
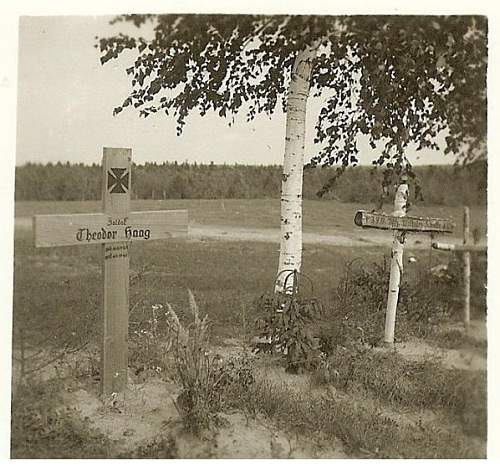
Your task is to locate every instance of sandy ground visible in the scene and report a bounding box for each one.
[11,324,486,459]
[58,372,347,458]
[10,338,347,458]
[384,340,486,371]
[376,320,487,372]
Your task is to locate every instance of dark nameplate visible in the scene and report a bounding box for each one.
[354,210,455,233]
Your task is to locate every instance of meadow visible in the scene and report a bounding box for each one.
[15,198,487,234]
[11,199,487,458]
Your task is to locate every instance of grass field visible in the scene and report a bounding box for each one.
[15,198,488,237]
[11,199,487,458]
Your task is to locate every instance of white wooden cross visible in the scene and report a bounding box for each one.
[33,148,188,394]
[354,180,455,344]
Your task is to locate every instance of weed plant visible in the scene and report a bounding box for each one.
[129,303,175,380]
[155,289,258,434]
[163,290,252,433]
[255,271,324,372]
[163,291,221,433]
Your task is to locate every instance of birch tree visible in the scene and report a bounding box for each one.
[99,14,487,292]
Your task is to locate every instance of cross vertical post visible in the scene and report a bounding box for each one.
[101,147,131,394]
[463,206,471,328]
[384,180,409,344]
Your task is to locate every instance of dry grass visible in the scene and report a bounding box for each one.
[310,346,486,437]
[220,375,484,458]
[164,290,228,433]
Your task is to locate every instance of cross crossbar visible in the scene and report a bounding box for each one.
[34,210,188,248]
[432,242,486,252]
[354,210,455,233]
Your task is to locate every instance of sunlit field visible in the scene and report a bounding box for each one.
[11,199,487,458]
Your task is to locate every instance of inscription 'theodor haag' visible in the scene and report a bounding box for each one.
[76,226,151,243]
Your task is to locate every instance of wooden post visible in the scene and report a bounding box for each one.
[463,206,471,328]
[20,326,25,382]
[384,181,409,344]
[101,148,131,394]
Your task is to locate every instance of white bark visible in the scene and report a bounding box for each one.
[384,183,409,344]
[275,43,319,293]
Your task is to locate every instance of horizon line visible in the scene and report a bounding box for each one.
[15,160,485,168]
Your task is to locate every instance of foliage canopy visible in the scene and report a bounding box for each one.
[99,14,487,170]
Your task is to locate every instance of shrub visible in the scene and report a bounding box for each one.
[318,257,464,351]
[255,271,324,372]
[316,259,387,352]
[398,257,462,335]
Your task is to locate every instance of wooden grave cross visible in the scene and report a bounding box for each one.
[33,148,188,394]
[431,206,487,328]
[354,180,455,344]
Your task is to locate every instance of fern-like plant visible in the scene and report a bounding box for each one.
[255,271,323,373]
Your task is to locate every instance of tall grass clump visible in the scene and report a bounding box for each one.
[165,290,227,434]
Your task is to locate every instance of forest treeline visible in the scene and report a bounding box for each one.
[15,160,486,206]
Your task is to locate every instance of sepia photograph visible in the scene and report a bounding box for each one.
[2,0,495,462]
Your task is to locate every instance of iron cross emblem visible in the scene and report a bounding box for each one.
[107,168,129,194]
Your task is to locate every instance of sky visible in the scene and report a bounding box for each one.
[15,14,459,167]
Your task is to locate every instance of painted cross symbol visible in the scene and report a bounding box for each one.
[107,168,129,194]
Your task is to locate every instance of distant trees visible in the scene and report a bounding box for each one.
[15,161,486,206]
[14,162,101,201]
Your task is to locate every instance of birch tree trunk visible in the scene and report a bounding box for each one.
[384,182,409,344]
[275,44,319,293]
